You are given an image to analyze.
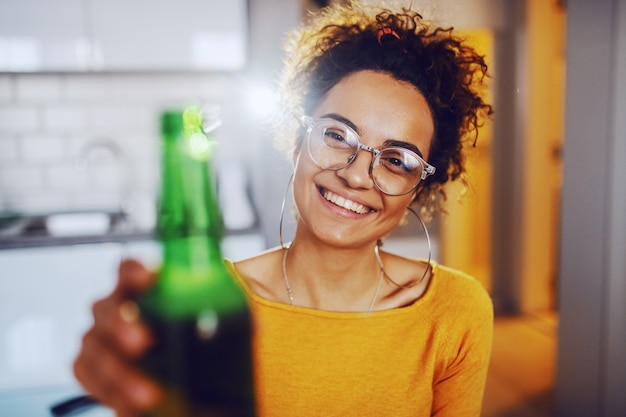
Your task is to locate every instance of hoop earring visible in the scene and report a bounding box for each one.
[279,172,294,250]
[375,207,433,288]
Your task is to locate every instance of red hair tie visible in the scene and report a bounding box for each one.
[377,27,400,44]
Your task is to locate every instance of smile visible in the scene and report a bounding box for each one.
[321,189,373,214]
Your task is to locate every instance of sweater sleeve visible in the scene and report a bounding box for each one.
[430,273,494,416]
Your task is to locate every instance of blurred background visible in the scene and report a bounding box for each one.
[0,0,624,416]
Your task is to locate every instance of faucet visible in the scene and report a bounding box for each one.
[76,139,135,232]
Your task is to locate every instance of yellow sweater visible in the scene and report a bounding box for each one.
[226,260,493,417]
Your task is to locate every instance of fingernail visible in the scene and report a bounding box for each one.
[119,300,140,323]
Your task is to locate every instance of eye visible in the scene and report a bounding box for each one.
[324,128,345,143]
[380,149,422,175]
[322,126,354,150]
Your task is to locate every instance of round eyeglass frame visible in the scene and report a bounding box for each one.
[302,116,436,196]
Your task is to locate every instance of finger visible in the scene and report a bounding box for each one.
[92,297,153,358]
[115,409,146,417]
[74,329,163,413]
[116,259,156,298]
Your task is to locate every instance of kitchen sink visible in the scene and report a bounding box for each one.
[0,211,124,237]
[0,211,151,249]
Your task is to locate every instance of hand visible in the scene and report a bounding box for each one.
[73,259,163,417]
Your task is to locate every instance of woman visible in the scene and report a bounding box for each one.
[73,2,494,416]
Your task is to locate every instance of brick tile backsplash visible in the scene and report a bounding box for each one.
[89,105,154,131]
[47,165,91,189]
[20,134,67,162]
[70,191,126,212]
[108,132,159,162]
[15,76,63,102]
[42,106,89,132]
[0,106,40,133]
[90,165,123,189]
[63,76,114,102]
[0,137,19,162]
[5,192,71,213]
[0,72,250,216]
[129,162,159,190]
[107,74,202,102]
[0,77,13,102]
[0,165,44,190]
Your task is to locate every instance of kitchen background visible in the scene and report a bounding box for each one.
[1,0,625,416]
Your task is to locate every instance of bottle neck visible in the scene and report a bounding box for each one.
[158,130,223,243]
[141,109,246,318]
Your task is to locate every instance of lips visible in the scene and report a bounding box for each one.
[321,188,373,214]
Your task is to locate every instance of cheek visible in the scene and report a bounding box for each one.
[383,195,415,222]
[291,154,320,209]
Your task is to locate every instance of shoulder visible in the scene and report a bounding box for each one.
[232,247,286,303]
[433,263,490,299]
[426,264,493,362]
[430,263,493,319]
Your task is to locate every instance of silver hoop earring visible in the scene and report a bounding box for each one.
[375,206,433,288]
[279,172,294,250]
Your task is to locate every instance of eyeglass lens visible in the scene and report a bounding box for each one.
[306,120,425,195]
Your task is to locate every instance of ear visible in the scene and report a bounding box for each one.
[291,147,302,168]
[291,146,303,171]
[408,183,424,206]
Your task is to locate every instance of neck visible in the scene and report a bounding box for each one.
[282,238,383,311]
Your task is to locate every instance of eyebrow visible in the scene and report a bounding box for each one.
[320,113,358,131]
[383,139,424,158]
[319,112,425,158]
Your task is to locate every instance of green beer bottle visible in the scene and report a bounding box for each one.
[140,105,255,417]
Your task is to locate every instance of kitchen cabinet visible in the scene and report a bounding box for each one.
[0,233,263,392]
[0,0,248,72]
[0,243,132,391]
[0,0,87,71]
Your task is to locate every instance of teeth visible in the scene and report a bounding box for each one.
[323,190,371,214]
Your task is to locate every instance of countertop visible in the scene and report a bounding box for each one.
[0,229,155,250]
[0,211,154,250]
[0,385,113,417]
[0,211,262,251]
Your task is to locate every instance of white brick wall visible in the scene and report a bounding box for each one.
[0,106,39,133]
[42,106,89,131]
[15,76,62,102]
[0,137,19,162]
[47,165,90,189]
[20,134,66,161]
[0,77,14,102]
[0,72,249,224]
[0,165,43,190]
[64,76,114,102]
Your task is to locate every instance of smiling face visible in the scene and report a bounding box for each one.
[291,70,435,249]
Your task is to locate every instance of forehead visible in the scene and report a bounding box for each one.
[312,70,435,156]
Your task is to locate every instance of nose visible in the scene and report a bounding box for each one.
[336,148,375,190]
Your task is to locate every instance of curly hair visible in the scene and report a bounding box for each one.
[273,1,493,211]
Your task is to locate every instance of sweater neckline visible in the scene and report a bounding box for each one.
[225,259,439,319]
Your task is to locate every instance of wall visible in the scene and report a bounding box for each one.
[556,0,626,415]
[0,72,240,216]
[362,0,506,29]
[490,0,566,314]
[0,0,301,242]
[439,29,494,291]
[519,0,565,312]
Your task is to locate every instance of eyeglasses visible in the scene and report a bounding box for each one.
[302,116,436,196]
